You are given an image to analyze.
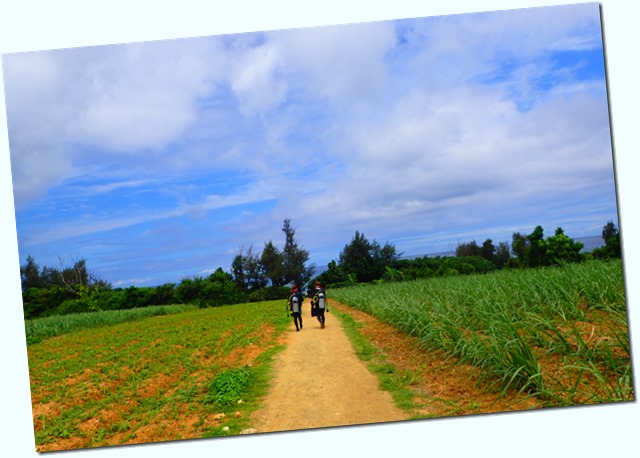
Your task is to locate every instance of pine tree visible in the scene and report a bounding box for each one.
[281,218,313,287]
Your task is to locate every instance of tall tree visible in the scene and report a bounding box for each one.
[372,240,400,265]
[337,231,398,283]
[281,218,313,287]
[232,245,265,292]
[526,226,546,268]
[481,239,496,262]
[456,240,481,257]
[231,252,246,291]
[594,221,621,259]
[339,231,374,282]
[545,227,584,265]
[20,255,42,291]
[261,240,286,287]
[57,257,90,295]
[245,245,265,291]
[602,220,618,243]
[494,241,512,268]
[511,232,529,266]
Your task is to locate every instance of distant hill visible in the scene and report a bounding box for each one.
[576,235,605,252]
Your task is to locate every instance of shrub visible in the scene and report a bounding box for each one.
[249,286,290,302]
[205,367,253,407]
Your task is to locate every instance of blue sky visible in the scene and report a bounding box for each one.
[3,3,618,287]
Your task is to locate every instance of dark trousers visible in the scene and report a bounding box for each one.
[292,312,303,330]
[316,308,326,327]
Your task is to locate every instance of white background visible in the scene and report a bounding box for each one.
[1,1,638,457]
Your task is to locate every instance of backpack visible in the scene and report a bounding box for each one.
[312,289,326,309]
[289,293,301,314]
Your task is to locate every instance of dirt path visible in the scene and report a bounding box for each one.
[251,299,541,433]
[250,303,408,433]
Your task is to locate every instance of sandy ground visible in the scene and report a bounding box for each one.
[250,306,408,433]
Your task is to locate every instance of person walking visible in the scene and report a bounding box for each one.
[288,284,304,331]
[310,281,328,329]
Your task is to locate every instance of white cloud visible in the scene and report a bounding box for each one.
[4,38,226,207]
[5,5,617,285]
[275,62,613,259]
[78,179,158,195]
[229,41,288,117]
[71,40,224,151]
[271,20,396,105]
[114,277,153,287]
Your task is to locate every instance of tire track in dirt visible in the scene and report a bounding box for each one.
[250,305,408,433]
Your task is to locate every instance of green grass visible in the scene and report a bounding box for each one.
[26,260,632,450]
[333,308,419,414]
[204,367,253,407]
[24,304,198,344]
[27,300,291,451]
[330,259,632,405]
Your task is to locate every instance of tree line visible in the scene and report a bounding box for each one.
[314,220,621,287]
[20,218,313,319]
[20,219,620,319]
[231,218,314,295]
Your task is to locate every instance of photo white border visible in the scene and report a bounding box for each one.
[1,1,638,457]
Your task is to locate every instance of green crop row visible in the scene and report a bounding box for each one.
[24,304,199,344]
[329,259,631,405]
[27,300,291,451]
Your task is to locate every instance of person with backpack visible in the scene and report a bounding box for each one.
[287,284,304,331]
[310,281,328,329]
